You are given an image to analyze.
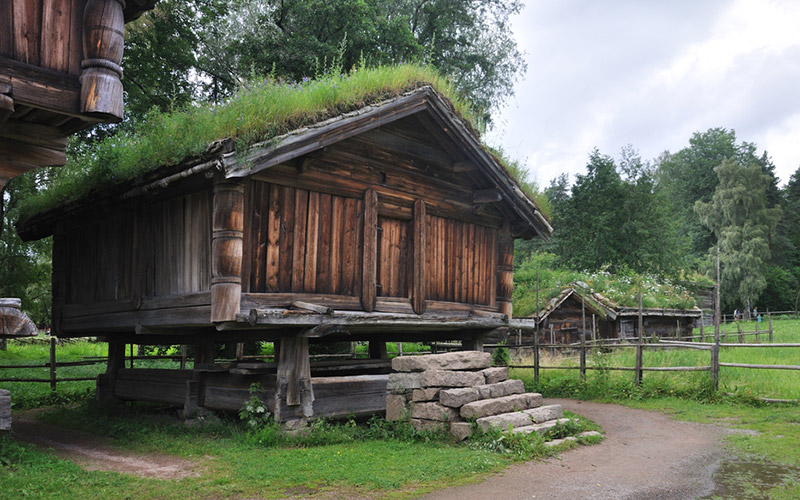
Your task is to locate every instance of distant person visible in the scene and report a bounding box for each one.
[752,307,758,320]
[734,308,740,321]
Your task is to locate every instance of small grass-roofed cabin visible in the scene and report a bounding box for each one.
[17,74,551,422]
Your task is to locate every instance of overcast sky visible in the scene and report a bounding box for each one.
[485,0,800,188]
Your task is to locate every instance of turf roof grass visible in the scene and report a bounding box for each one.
[16,64,548,226]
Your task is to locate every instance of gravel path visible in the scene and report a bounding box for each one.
[419,398,728,500]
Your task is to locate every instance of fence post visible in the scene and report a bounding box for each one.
[737,321,743,343]
[699,311,705,342]
[755,319,759,342]
[533,327,540,384]
[711,337,719,391]
[635,292,643,386]
[768,311,773,342]
[49,337,57,391]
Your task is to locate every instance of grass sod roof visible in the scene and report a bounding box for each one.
[16,64,550,234]
[513,253,701,318]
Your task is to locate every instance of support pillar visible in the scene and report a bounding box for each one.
[276,335,314,420]
[211,178,244,322]
[80,0,125,120]
[368,340,387,359]
[97,340,125,403]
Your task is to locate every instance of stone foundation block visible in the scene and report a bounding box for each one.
[460,392,543,419]
[411,388,440,402]
[411,418,447,433]
[386,393,410,421]
[544,436,578,447]
[476,379,525,399]
[450,422,474,441]
[387,372,421,392]
[476,411,533,432]
[410,402,459,422]
[480,367,509,384]
[513,418,572,435]
[524,404,563,424]
[439,387,479,407]
[392,351,491,372]
[0,389,10,432]
[419,369,484,388]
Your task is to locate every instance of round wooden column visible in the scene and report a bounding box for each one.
[496,226,514,317]
[211,179,244,322]
[80,0,125,120]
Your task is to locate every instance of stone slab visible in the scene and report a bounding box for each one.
[579,431,603,439]
[460,392,543,419]
[450,422,474,441]
[385,393,409,421]
[524,404,563,424]
[387,372,421,392]
[392,351,491,372]
[476,411,533,432]
[410,402,459,422]
[513,418,572,435]
[480,367,509,384]
[411,418,447,433]
[439,379,524,408]
[544,436,578,447]
[411,388,440,402]
[419,369,484,388]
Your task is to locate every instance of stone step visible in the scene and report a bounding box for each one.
[475,404,563,432]
[544,430,602,447]
[440,379,525,408]
[460,392,543,419]
[392,351,491,372]
[513,418,572,435]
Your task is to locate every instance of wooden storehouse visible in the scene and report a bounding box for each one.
[533,287,701,344]
[0,0,158,188]
[17,86,551,422]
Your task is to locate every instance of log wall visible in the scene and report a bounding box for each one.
[0,0,87,75]
[62,190,212,305]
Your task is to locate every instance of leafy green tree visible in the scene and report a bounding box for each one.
[657,128,764,260]
[694,159,781,311]
[0,174,52,326]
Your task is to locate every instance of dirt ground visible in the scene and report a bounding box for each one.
[10,409,200,480]
[420,398,728,500]
[9,399,728,498]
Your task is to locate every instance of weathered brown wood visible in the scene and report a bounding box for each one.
[341,197,359,295]
[276,335,314,418]
[80,0,125,120]
[452,161,477,172]
[242,293,362,312]
[303,191,320,291]
[300,324,349,338]
[41,0,71,72]
[496,224,513,317]
[211,179,244,322]
[290,301,333,314]
[361,189,378,312]
[316,192,332,292]
[473,188,502,204]
[0,2,12,58]
[13,0,42,66]
[291,188,308,292]
[0,389,10,431]
[264,183,281,292]
[412,200,426,314]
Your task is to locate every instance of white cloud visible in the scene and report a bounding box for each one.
[488,0,800,186]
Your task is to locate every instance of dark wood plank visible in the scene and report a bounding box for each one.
[40,0,70,72]
[266,183,281,292]
[277,186,295,292]
[0,1,12,57]
[361,189,378,311]
[13,0,42,65]
[329,195,344,294]
[291,188,308,292]
[316,192,332,293]
[303,190,320,292]
[341,197,358,296]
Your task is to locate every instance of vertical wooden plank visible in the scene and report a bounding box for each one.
[412,201,426,314]
[398,220,409,298]
[424,214,434,301]
[341,197,358,295]
[277,186,295,292]
[256,182,271,292]
[444,218,452,301]
[436,217,445,301]
[265,183,281,292]
[13,0,42,65]
[303,191,320,292]
[496,224,514,317]
[316,193,332,293]
[452,222,461,303]
[488,228,497,307]
[353,198,364,298]
[41,0,70,72]
[291,189,308,292]
[376,216,387,297]
[0,0,13,57]
[329,195,344,294]
[68,0,84,75]
[361,189,378,311]
[240,182,255,292]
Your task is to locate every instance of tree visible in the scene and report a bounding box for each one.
[694,159,781,311]
[657,128,766,260]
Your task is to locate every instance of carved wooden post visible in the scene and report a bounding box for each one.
[80,0,125,120]
[211,178,244,322]
[496,224,514,317]
[277,335,314,420]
